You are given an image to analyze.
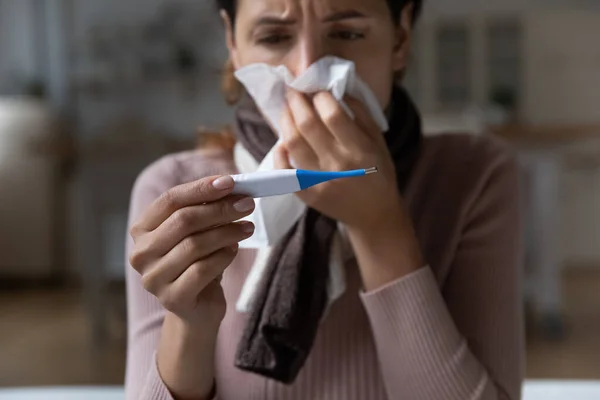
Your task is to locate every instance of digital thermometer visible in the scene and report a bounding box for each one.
[231,168,378,198]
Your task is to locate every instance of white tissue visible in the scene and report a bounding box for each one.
[233,56,388,313]
[235,56,389,136]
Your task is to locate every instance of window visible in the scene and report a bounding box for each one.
[436,23,470,108]
[486,20,522,108]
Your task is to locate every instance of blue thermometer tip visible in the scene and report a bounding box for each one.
[296,167,378,191]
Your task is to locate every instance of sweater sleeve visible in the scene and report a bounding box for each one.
[360,154,524,400]
[124,154,221,400]
[124,156,179,400]
[125,150,232,400]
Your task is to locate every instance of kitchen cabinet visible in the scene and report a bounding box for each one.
[0,99,65,279]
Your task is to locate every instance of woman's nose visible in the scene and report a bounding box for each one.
[287,35,324,77]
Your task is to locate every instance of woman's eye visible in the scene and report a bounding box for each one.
[257,34,292,45]
[330,31,365,41]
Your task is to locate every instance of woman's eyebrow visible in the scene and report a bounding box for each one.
[251,10,368,27]
[322,10,368,22]
[253,15,298,27]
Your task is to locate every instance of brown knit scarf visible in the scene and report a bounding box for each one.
[234,85,423,384]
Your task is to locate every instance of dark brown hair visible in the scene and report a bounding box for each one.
[215,0,424,26]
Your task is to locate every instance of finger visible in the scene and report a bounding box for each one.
[312,92,370,149]
[132,175,236,234]
[280,103,319,168]
[165,246,238,308]
[145,222,254,286]
[287,89,335,157]
[274,143,293,169]
[344,96,385,141]
[137,196,255,259]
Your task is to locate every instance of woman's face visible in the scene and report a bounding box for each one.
[224,0,413,109]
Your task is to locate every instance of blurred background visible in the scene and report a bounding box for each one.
[0,0,599,397]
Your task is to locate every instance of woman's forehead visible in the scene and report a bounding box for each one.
[235,0,389,21]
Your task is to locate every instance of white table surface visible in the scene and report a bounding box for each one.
[523,380,600,400]
[0,381,598,399]
[0,387,124,400]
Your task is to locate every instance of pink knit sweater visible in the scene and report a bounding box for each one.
[125,133,524,400]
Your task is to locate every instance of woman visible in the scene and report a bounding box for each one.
[125,0,524,399]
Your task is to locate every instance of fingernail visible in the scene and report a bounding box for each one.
[212,176,234,190]
[233,197,255,212]
[241,222,255,234]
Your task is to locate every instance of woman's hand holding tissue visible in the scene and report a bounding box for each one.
[275,89,424,290]
[276,89,397,229]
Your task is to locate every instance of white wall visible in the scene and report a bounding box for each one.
[424,0,536,19]
[523,10,600,125]
[423,0,600,19]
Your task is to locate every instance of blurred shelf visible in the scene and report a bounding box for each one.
[492,123,600,145]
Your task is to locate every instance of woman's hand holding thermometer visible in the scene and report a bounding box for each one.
[129,176,258,400]
[129,176,256,327]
